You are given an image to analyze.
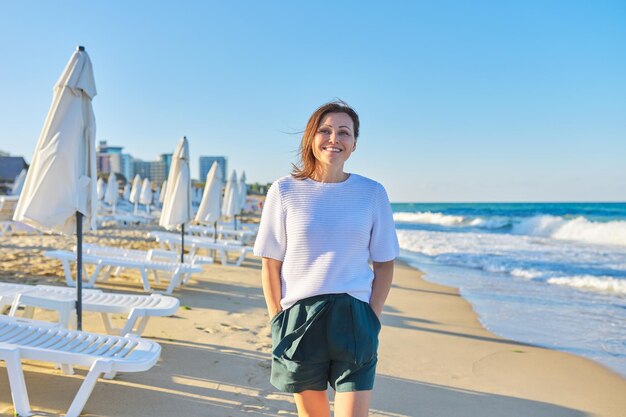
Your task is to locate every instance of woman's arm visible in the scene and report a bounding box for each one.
[261,257,283,318]
[369,260,395,318]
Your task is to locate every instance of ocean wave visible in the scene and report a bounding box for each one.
[393,211,511,229]
[512,215,626,247]
[393,211,465,226]
[469,217,511,229]
[547,276,626,295]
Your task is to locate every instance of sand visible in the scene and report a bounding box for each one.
[1,227,625,417]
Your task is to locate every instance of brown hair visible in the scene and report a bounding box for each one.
[291,100,360,180]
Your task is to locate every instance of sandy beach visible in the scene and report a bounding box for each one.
[1,227,625,417]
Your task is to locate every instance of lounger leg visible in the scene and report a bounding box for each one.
[152,269,160,284]
[100,312,116,334]
[65,359,114,417]
[60,259,75,286]
[140,269,152,292]
[134,316,151,335]
[102,265,112,281]
[235,251,246,267]
[219,249,229,266]
[120,308,144,336]
[0,346,33,417]
[165,270,183,295]
[88,264,104,287]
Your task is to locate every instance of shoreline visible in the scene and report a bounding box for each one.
[381,260,626,417]
[1,229,626,416]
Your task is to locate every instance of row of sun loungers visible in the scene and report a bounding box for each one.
[44,245,204,294]
[148,231,254,267]
[1,222,257,415]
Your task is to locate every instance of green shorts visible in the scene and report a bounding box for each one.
[270,293,382,393]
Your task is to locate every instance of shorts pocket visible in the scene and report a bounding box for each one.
[270,309,285,326]
[366,304,382,331]
[351,299,380,365]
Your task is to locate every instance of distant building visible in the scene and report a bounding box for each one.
[133,153,171,186]
[199,156,227,181]
[0,155,28,194]
[96,140,176,186]
[97,141,135,181]
[0,156,27,182]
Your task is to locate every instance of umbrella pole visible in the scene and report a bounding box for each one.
[213,220,217,243]
[76,212,83,331]
[181,223,185,263]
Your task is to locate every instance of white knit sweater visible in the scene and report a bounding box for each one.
[253,174,399,309]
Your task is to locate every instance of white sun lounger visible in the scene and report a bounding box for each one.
[148,231,254,267]
[0,196,40,236]
[82,243,213,265]
[0,283,35,312]
[3,283,179,337]
[187,224,256,243]
[217,220,259,232]
[44,249,203,294]
[0,315,160,417]
[96,212,154,227]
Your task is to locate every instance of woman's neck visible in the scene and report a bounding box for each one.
[311,165,348,183]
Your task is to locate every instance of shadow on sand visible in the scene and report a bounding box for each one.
[1,339,589,417]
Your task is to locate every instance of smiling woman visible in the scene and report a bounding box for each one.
[254,100,399,417]
[291,101,360,182]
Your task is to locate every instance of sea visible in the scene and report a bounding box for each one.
[392,202,626,378]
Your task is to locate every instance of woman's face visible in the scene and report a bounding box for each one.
[312,112,356,170]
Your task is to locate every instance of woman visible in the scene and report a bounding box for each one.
[254,100,399,417]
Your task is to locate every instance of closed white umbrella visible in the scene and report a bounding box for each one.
[139,178,152,213]
[96,177,106,201]
[238,170,248,213]
[13,45,97,330]
[11,169,27,196]
[153,186,161,207]
[222,170,240,229]
[129,174,141,214]
[104,173,118,214]
[159,136,191,262]
[195,161,223,224]
[123,183,131,201]
[159,180,167,204]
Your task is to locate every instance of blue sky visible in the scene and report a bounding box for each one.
[0,1,624,202]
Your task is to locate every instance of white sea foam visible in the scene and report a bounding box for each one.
[510,268,543,280]
[396,228,626,292]
[547,276,626,295]
[469,216,511,229]
[395,210,626,247]
[393,211,465,226]
[512,215,626,247]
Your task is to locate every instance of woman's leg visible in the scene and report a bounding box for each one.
[333,390,372,417]
[294,390,331,417]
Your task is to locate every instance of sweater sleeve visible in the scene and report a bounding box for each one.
[369,184,400,262]
[253,181,287,261]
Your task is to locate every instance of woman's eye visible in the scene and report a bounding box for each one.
[318,129,330,134]
[339,131,350,136]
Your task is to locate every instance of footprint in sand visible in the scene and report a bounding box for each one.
[220,322,247,332]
